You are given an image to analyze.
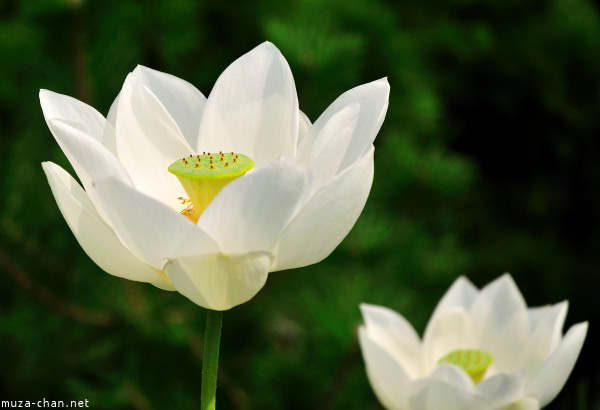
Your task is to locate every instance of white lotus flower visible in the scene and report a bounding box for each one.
[41,42,389,310]
[359,274,588,410]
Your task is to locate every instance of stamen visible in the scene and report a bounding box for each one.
[168,151,254,222]
[438,349,493,384]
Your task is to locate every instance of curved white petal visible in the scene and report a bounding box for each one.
[526,322,588,406]
[407,378,491,410]
[43,118,133,221]
[468,274,529,373]
[424,276,478,343]
[93,176,219,270]
[106,92,120,129]
[360,303,424,378]
[422,307,478,373]
[428,362,474,391]
[271,147,374,271]
[197,158,312,253]
[306,102,361,187]
[475,371,527,409]
[133,65,207,148]
[165,250,273,310]
[115,72,192,209]
[358,327,410,410]
[102,92,120,155]
[505,397,540,410]
[197,42,299,169]
[431,276,478,315]
[518,301,568,378]
[40,90,106,143]
[296,78,389,177]
[297,110,312,147]
[42,162,173,290]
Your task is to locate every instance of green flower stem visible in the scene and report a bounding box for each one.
[201,309,223,410]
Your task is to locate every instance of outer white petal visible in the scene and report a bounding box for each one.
[359,327,410,410]
[197,42,299,168]
[40,90,106,143]
[43,117,133,221]
[526,322,588,407]
[430,276,478,315]
[306,102,361,188]
[505,397,540,410]
[115,73,192,209]
[360,303,424,378]
[271,147,374,271]
[93,176,219,270]
[197,158,312,253]
[165,251,273,310]
[42,162,173,290]
[132,65,207,148]
[102,92,119,155]
[297,110,312,147]
[468,274,529,373]
[428,362,474,391]
[106,92,120,129]
[424,276,478,341]
[407,378,491,410]
[517,301,568,378]
[296,78,389,177]
[422,307,477,373]
[475,371,527,409]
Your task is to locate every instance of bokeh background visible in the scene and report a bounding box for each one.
[1,0,599,408]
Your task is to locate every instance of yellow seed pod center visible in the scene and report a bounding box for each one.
[168,152,254,222]
[437,349,493,384]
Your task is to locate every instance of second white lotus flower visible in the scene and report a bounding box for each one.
[41,42,389,310]
[359,274,587,410]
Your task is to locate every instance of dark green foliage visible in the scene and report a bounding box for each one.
[1,0,598,408]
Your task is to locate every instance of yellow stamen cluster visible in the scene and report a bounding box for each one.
[437,349,493,384]
[168,152,254,222]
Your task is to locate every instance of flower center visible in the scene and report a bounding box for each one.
[437,349,493,384]
[168,152,254,222]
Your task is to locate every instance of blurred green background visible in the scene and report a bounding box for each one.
[1,0,599,408]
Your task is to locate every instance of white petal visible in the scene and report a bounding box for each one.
[102,92,119,155]
[518,301,568,378]
[407,378,491,410]
[271,147,374,271]
[43,117,133,221]
[93,176,219,270]
[468,274,530,373]
[133,65,207,148]
[358,327,410,410]
[165,251,273,310]
[106,92,120,129]
[424,276,478,340]
[431,276,478,314]
[197,42,299,168]
[42,162,173,290]
[40,90,106,143]
[526,322,588,406]
[115,72,192,209]
[428,362,474,391]
[475,371,527,409]
[296,78,389,176]
[297,110,312,148]
[360,303,424,378]
[422,307,477,373]
[197,158,312,253]
[306,102,362,187]
[505,397,540,410]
